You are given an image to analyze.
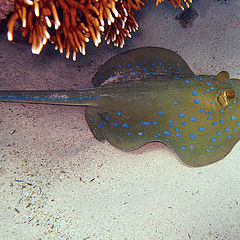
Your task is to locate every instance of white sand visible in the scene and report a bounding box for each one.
[0,1,240,239]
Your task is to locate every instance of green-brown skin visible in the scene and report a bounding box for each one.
[1,47,240,167]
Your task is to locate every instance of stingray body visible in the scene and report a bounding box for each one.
[1,47,240,167]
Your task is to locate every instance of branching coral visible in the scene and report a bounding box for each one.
[7,0,192,60]
[156,0,192,10]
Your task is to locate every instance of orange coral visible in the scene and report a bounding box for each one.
[156,0,192,10]
[7,0,192,60]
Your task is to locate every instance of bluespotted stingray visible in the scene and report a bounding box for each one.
[1,47,240,167]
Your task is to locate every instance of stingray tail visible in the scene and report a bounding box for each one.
[0,88,103,106]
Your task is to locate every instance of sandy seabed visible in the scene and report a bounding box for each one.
[0,1,240,239]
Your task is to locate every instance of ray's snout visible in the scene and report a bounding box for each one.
[230,78,240,97]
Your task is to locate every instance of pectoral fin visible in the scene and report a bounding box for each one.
[92,47,195,86]
[85,107,105,141]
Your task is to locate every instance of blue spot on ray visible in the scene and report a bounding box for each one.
[192,90,198,96]
[158,110,164,115]
[190,117,196,121]
[181,121,186,126]
[178,113,185,117]
[189,134,196,139]
[141,121,150,125]
[123,123,129,128]
[163,130,170,135]
[212,121,217,126]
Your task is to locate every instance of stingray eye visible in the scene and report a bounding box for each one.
[217,89,235,107]
[226,89,235,99]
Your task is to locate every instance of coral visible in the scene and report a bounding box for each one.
[7,0,192,60]
[157,0,191,10]
[0,0,15,21]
